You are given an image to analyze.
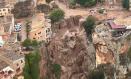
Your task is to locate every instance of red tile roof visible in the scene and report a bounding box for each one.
[108,21,125,29]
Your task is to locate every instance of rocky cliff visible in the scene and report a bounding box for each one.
[40,16,96,79]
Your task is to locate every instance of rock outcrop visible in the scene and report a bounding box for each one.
[40,16,96,79]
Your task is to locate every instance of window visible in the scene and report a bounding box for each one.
[16,63,19,66]
[21,60,23,63]
[46,30,48,33]
[38,32,41,34]
[48,28,50,32]
[3,9,5,11]
[8,9,10,12]
[33,38,36,39]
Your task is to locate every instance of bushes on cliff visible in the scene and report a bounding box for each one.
[52,64,61,79]
[127,47,131,62]
[49,8,65,23]
[83,15,96,41]
[22,39,39,50]
[88,69,105,79]
[122,0,130,10]
[24,50,41,79]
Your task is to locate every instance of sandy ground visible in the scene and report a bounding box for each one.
[55,0,131,20]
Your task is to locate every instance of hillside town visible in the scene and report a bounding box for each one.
[0,0,131,79]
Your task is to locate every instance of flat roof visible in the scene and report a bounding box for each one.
[3,50,24,61]
[0,49,24,61]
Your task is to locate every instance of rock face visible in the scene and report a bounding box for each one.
[93,23,130,79]
[41,16,96,79]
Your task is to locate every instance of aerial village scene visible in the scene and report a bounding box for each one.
[0,0,131,79]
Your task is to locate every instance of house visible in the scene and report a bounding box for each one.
[29,13,52,42]
[107,20,126,31]
[0,49,25,75]
[0,59,15,79]
[0,15,15,41]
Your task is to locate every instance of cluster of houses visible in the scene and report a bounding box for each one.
[0,0,52,79]
[0,49,24,79]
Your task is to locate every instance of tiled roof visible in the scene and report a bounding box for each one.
[107,20,125,29]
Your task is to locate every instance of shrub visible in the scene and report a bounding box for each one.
[49,8,65,23]
[127,47,131,62]
[46,0,53,3]
[52,64,61,79]
[98,9,104,14]
[76,0,97,7]
[122,0,130,10]
[89,69,105,79]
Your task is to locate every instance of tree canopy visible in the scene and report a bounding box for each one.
[127,47,131,62]
[122,0,130,10]
[52,64,61,79]
[49,8,65,23]
[24,50,41,79]
[89,70,105,79]
[22,39,39,51]
[76,0,97,7]
[83,15,96,41]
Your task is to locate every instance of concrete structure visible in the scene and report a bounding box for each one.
[0,15,15,41]
[29,13,52,42]
[0,7,12,16]
[0,49,25,75]
[0,59,15,79]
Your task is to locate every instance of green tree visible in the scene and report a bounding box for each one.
[49,8,65,23]
[89,70,105,79]
[83,15,96,41]
[25,21,31,38]
[127,47,131,62]
[69,0,76,8]
[31,40,39,47]
[46,0,53,3]
[122,0,130,10]
[76,0,97,7]
[24,50,41,79]
[98,0,105,3]
[22,39,32,48]
[52,64,61,79]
